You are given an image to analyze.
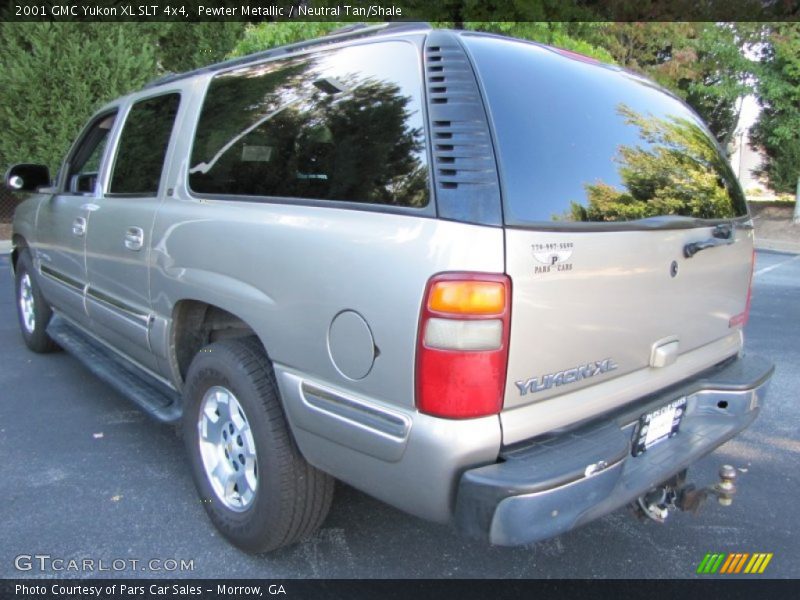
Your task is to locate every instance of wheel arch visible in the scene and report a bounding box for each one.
[169,298,270,386]
[10,234,27,274]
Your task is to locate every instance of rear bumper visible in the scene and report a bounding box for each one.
[454,354,774,546]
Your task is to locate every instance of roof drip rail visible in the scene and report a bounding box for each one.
[143,21,432,90]
[145,72,181,89]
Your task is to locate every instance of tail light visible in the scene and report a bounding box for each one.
[415,273,511,419]
[729,248,756,328]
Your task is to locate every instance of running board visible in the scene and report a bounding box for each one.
[47,317,182,423]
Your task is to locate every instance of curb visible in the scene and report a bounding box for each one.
[755,239,800,255]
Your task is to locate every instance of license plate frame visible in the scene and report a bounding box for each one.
[632,397,687,456]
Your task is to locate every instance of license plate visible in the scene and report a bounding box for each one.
[632,397,686,456]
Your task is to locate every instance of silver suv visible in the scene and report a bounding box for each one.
[6,23,774,552]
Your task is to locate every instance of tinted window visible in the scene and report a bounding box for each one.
[464,35,748,226]
[110,93,181,195]
[66,113,116,194]
[189,42,429,208]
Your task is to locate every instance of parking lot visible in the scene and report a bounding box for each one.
[0,250,797,578]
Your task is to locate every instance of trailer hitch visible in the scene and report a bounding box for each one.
[632,465,738,523]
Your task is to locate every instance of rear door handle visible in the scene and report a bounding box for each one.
[72,217,87,237]
[683,237,734,258]
[684,223,735,258]
[124,227,144,251]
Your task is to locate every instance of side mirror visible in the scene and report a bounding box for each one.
[4,163,51,192]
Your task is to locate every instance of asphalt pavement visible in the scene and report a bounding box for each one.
[0,251,797,579]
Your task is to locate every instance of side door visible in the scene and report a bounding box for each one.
[84,92,182,373]
[35,111,118,326]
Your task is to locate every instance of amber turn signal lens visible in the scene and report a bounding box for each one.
[428,280,506,315]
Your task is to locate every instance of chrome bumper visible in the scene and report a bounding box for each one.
[454,354,774,546]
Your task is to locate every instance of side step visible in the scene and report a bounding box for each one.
[47,317,182,423]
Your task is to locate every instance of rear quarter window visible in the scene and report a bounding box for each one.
[189,41,429,208]
[463,34,748,227]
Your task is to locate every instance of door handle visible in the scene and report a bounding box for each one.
[683,236,734,258]
[124,227,144,251]
[72,217,87,237]
[684,224,735,259]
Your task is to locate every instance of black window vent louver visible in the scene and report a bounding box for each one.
[424,32,502,226]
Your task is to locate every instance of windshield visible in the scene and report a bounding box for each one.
[462,34,748,227]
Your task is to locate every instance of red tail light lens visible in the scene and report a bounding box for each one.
[729,248,756,328]
[415,273,511,419]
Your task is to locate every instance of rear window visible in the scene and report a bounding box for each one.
[463,34,748,227]
[189,41,429,208]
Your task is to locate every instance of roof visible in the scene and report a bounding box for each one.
[144,22,432,89]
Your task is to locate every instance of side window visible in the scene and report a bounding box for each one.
[109,93,181,196]
[189,42,429,208]
[65,113,117,194]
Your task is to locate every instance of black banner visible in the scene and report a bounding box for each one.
[1,0,799,22]
[2,579,800,600]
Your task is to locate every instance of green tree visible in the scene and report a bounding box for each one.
[229,22,346,57]
[587,23,759,149]
[156,23,245,73]
[0,21,244,177]
[682,24,760,151]
[0,23,158,175]
[750,24,800,194]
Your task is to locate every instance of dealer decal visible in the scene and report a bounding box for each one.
[532,242,574,274]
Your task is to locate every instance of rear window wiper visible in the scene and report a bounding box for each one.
[683,223,735,258]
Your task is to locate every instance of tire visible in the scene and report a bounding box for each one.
[182,337,334,553]
[14,249,59,353]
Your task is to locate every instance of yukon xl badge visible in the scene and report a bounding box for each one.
[515,358,618,396]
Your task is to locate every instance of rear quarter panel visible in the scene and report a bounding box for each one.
[147,191,505,523]
[150,197,505,409]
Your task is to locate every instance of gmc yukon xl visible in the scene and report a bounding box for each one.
[6,23,774,552]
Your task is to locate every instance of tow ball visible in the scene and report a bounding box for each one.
[633,465,738,523]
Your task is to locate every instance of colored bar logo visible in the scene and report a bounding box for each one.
[696,552,773,574]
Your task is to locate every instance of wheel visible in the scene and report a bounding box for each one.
[182,337,334,553]
[14,249,59,353]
